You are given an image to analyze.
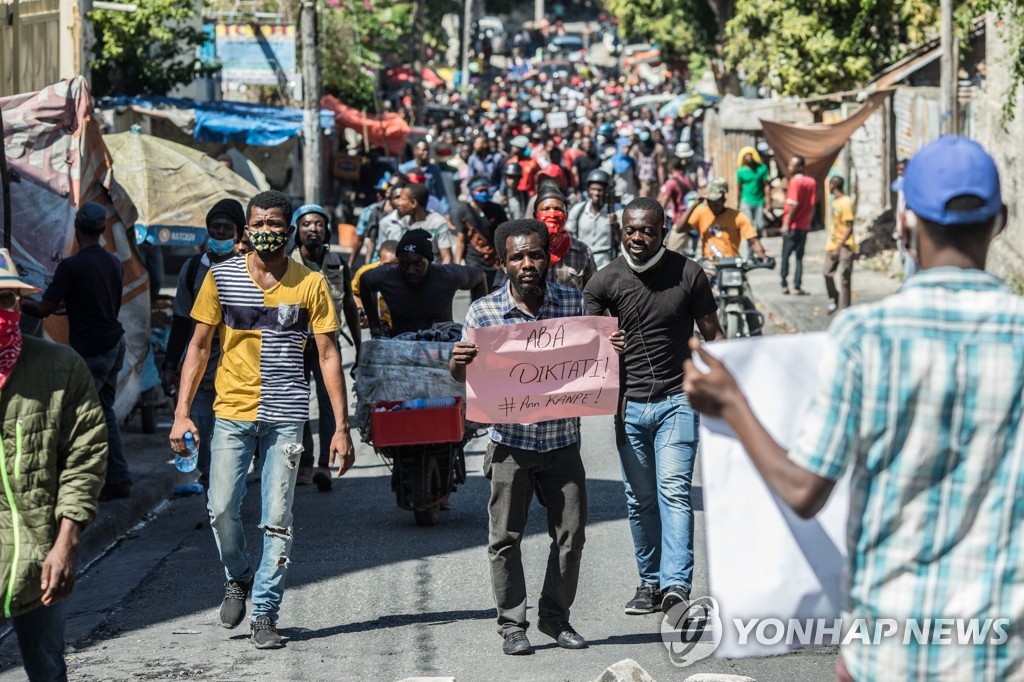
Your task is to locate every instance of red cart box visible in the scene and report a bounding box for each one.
[370,397,464,447]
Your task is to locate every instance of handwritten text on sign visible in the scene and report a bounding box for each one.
[465,316,620,424]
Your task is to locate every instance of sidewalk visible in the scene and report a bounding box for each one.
[748,230,903,334]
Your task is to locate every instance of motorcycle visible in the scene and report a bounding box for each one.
[700,256,776,339]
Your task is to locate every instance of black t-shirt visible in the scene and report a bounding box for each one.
[450,200,507,270]
[361,263,479,335]
[584,251,716,400]
[573,153,601,191]
[44,244,125,356]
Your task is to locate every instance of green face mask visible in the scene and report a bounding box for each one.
[248,229,289,255]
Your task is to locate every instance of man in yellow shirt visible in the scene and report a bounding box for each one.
[825,176,857,312]
[169,190,355,650]
[682,178,768,261]
[352,240,398,331]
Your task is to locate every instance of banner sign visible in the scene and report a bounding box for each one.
[216,24,296,87]
[465,316,619,424]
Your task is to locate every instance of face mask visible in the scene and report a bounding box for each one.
[0,307,23,391]
[208,237,235,256]
[472,191,490,203]
[248,229,289,256]
[536,209,567,234]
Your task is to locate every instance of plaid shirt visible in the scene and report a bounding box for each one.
[789,268,1024,681]
[463,281,585,452]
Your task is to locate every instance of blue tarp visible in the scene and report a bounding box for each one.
[100,95,335,147]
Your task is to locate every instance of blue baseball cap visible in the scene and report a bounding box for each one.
[903,136,1002,226]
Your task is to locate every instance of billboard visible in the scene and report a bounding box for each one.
[215,23,296,87]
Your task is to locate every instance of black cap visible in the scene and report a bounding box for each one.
[396,228,434,262]
[75,201,107,234]
[206,199,246,231]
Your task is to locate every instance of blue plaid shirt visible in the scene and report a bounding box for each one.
[463,281,585,452]
[789,268,1024,681]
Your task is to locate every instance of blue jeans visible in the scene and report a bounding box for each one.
[616,393,699,590]
[780,230,808,290]
[207,419,303,622]
[190,386,215,482]
[81,338,129,486]
[12,601,67,681]
[740,202,765,258]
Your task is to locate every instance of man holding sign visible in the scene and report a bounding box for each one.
[450,219,624,656]
[585,196,723,617]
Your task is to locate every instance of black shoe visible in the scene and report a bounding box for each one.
[219,579,253,629]
[250,616,284,649]
[624,583,662,615]
[661,585,691,614]
[538,620,588,649]
[502,631,533,656]
[312,470,332,492]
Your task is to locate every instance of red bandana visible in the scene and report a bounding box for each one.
[537,210,571,264]
[0,309,23,392]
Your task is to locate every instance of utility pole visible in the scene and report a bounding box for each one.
[535,0,543,24]
[460,0,472,92]
[939,0,959,135]
[411,0,426,126]
[0,105,10,251]
[300,0,322,204]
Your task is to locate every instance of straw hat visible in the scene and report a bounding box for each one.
[0,249,40,294]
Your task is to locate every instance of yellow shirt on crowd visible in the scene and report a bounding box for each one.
[827,194,858,252]
[687,204,758,259]
[191,253,338,422]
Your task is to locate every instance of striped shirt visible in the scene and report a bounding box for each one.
[191,254,338,423]
[789,268,1024,681]
[463,281,585,452]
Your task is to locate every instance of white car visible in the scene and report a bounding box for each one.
[478,16,506,55]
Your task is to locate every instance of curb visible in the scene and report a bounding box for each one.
[78,456,185,566]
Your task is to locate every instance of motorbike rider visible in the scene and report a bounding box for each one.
[566,169,619,269]
[360,229,487,337]
[678,178,769,261]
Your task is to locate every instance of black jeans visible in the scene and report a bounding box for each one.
[780,230,809,290]
[301,340,336,468]
[483,441,588,636]
[13,601,68,681]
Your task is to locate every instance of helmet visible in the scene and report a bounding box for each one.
[598,122,615,139]
[585,168,611,186]
[291,203,332,240]
[503,162,524,179]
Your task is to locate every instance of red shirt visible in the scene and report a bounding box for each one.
[784,174,817,230]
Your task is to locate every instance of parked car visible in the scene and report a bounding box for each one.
[532,60,573,80]
[547,34,586,62]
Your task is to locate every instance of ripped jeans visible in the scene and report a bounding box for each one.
[208,418,303,622]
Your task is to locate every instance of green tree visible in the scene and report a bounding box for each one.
[90,0,219,97]
[978,0,1024,122]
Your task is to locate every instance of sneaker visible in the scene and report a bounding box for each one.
[624,583,662,615]
[296,465,313,485]
[661,585,691,614]
[219,579,253,629]
[827,302,838,314]
[250,616,284,649]
[313,470,332,492]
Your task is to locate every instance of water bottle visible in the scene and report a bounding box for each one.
[400,397,456,410]
[175,432,199,473]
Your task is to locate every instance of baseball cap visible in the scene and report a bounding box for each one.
[707,178,729,201]
[903,135,1002,226]
[510,135,529,149]
[396,228,434,262]
[75,201,107,233]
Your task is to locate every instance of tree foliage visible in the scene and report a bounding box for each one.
[90,0,219,97]
[977,0,1024,122]
[602,0,720,59]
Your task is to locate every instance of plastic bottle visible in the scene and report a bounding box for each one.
[172,482,205,497]
[400,397,456,410]
[175,432,199,473]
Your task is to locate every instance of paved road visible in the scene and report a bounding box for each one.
[0,295,842,682]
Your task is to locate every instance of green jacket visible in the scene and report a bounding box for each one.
[0,336,107,617]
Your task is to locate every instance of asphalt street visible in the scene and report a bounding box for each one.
[0,294,841,682]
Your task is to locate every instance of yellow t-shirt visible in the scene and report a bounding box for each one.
[687,204,758,259]
[352,261,392,327]
[191,254,339,422]
[827,194,858,252]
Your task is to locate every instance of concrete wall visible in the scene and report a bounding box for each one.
[844,106,887,242]
[975,14,1024,288]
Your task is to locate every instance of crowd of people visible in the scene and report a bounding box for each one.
[2,38,1022,681]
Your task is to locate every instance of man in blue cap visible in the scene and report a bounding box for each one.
[683,136,1024,681]
[290,204,361,488]
[23,201,131,501]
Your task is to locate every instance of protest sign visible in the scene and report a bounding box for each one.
[696,334,851,659]
[545,111,570,129]
[465,316,619,424]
